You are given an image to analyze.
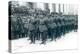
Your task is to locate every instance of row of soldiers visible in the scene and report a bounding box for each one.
[11,12,78,44]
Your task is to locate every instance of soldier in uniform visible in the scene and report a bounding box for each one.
[28,16,36,43]
[39,15,48,44]
[34,15,40,40]
[47,15,56,41]
[11,15,18,39]
[59,15,65,36]
[60,16,65,35]
[16,16,23,38]
[74,16,78,32]
[43,15,49,40]
[53,14,62,39]
[68,17,73,32]
[22,16,29,37]
[64,16,70,34]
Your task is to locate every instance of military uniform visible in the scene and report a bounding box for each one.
[28,17,36,43]
[16,17,23,38]
[23,18,29,37]
[47,16,56,40]
[11,16,18,39]
[39,17,48,44]
[34,17,40,40]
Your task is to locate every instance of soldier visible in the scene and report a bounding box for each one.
[16,16,23,38]
[62,15,69,35]
[68,17,73,32]
[60,17,66,35]
[11,15,18,39]
[28,16,36,44]
[23,17,29,37]
[53,14,62,39]
[47,15,56,41]
[74,16,78,32]
[52,16,57,40]
[59,15,65,36]
[39,15,48,44]
[34,15,40,40]
[43,15,49,40]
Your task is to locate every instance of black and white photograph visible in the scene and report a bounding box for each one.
[8,1,78,53]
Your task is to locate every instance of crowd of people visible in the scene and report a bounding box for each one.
[10,6,78,44]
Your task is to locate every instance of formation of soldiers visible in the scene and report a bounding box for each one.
[10,7,78,44]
